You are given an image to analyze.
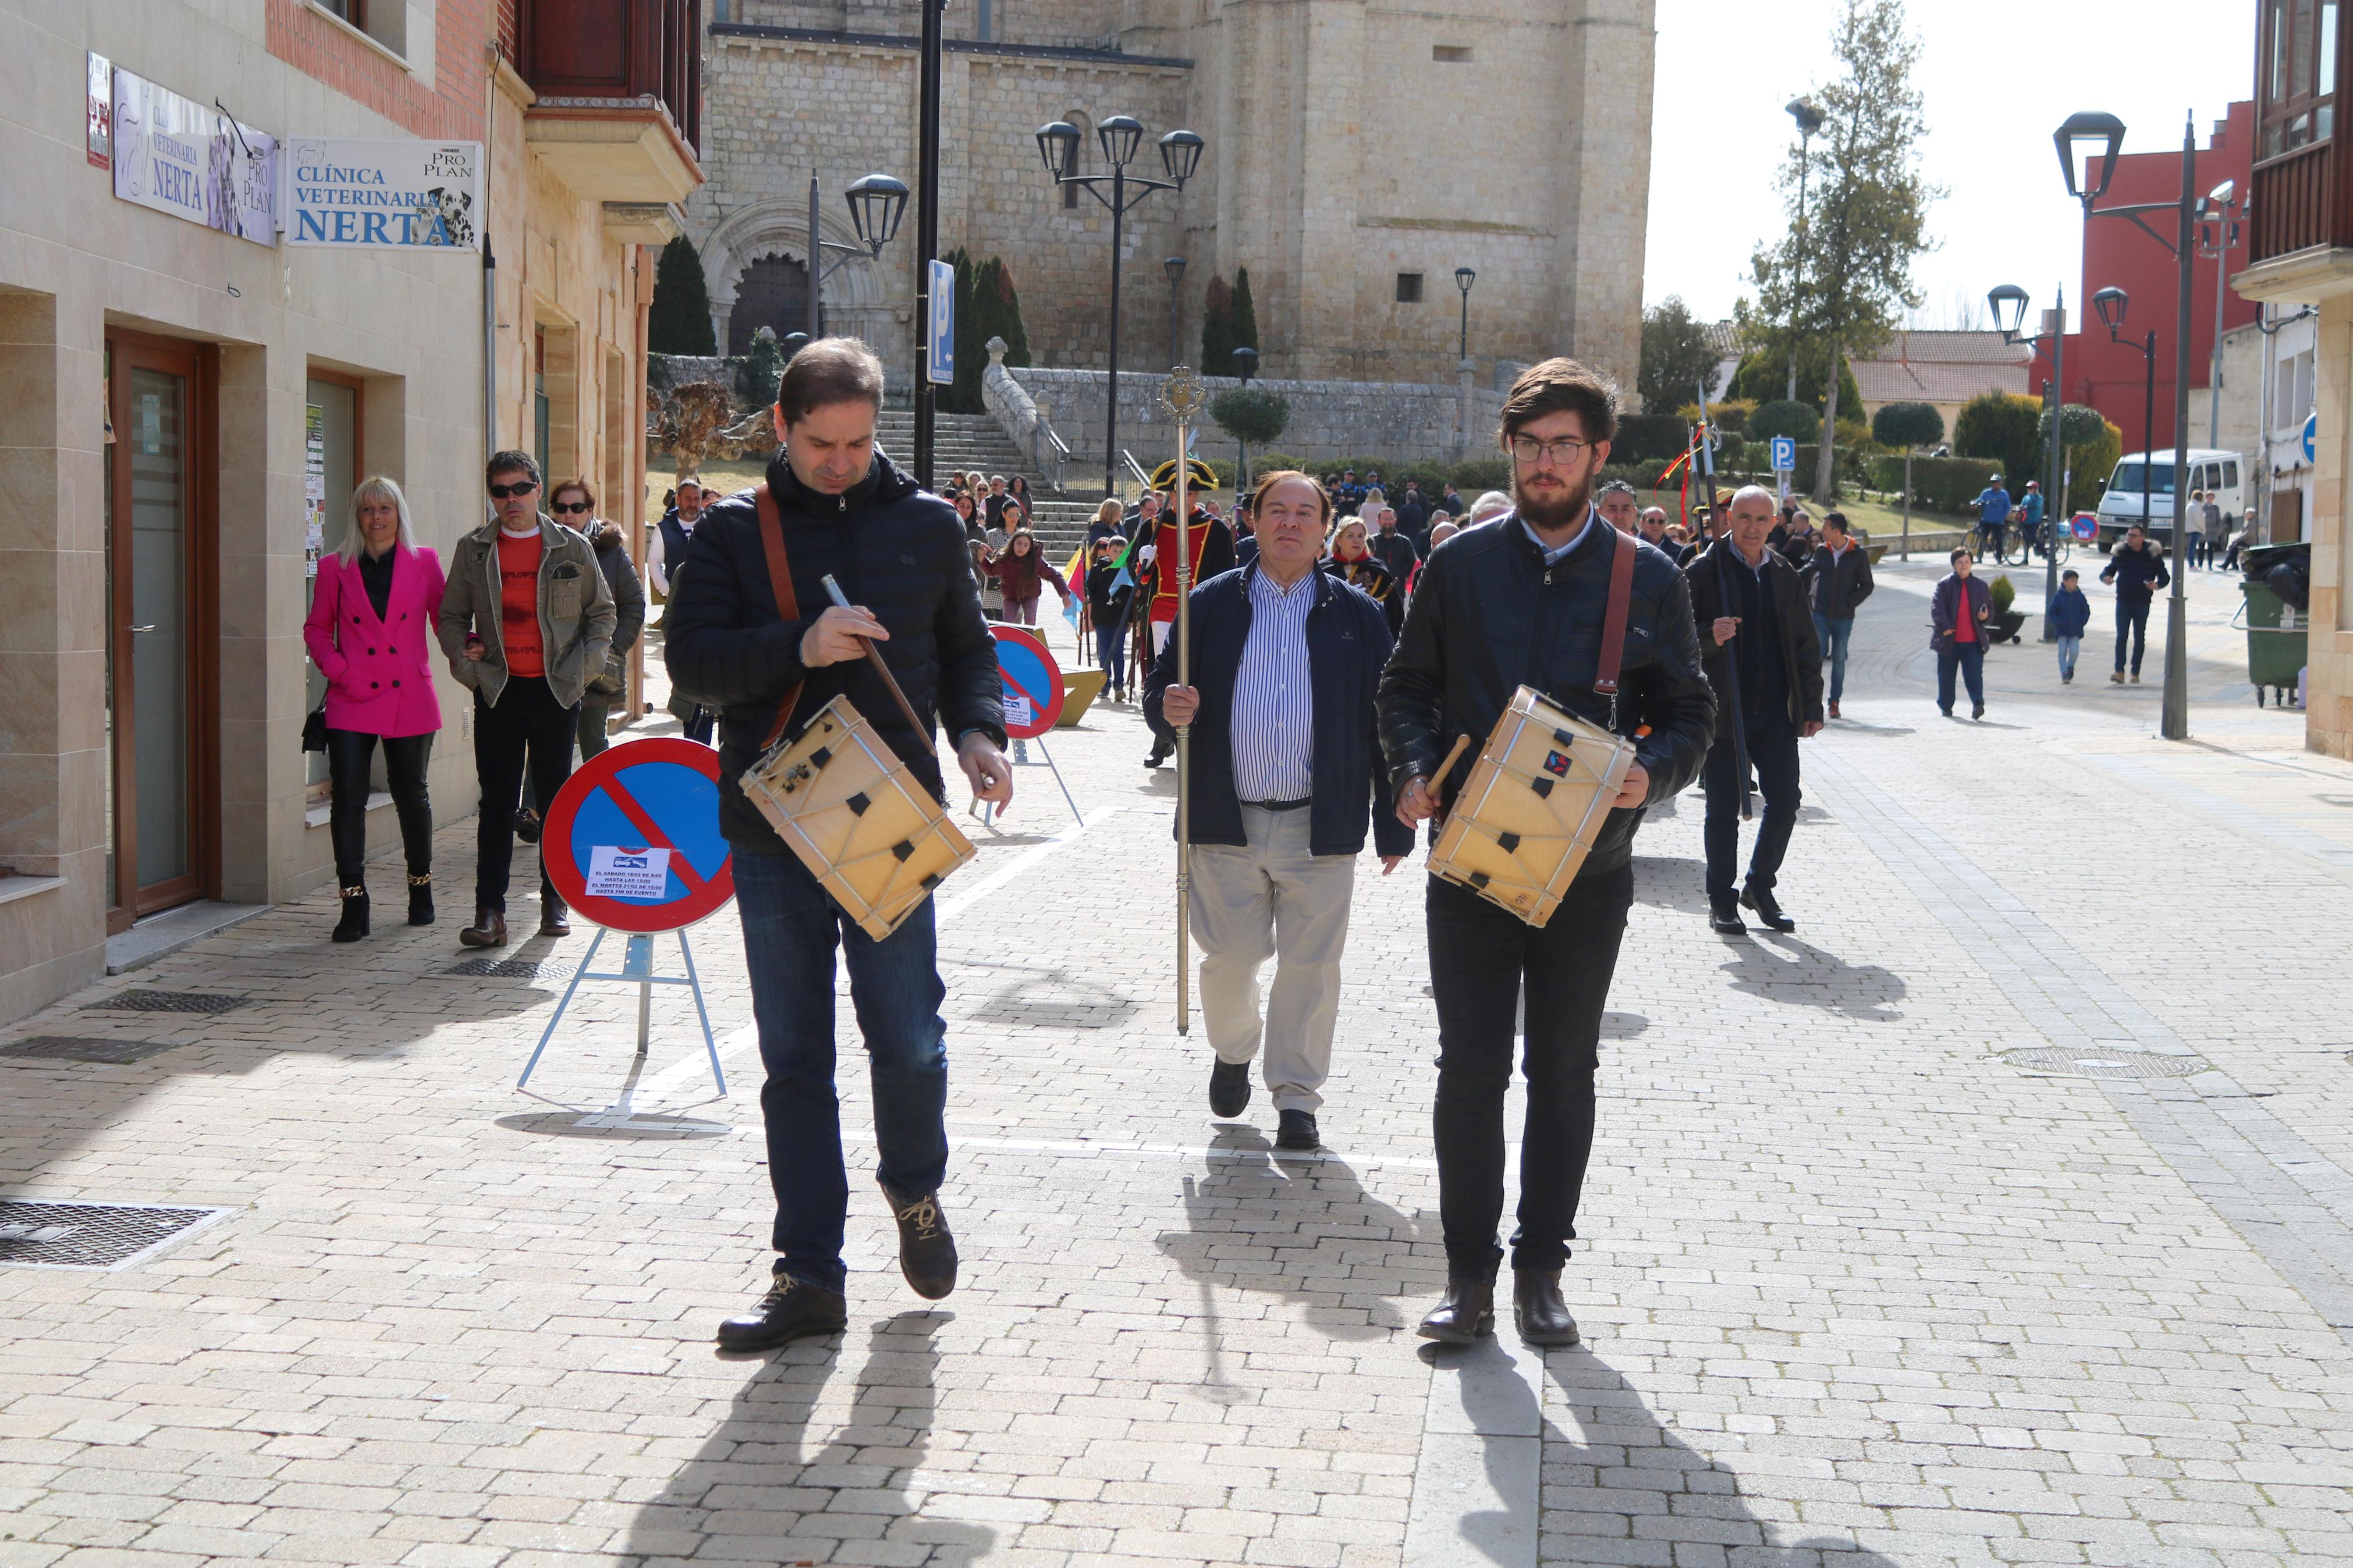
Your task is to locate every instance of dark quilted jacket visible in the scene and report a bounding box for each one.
[1376,513,1716,881]
[664,451,1006,855]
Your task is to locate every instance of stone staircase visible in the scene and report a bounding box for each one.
[872,408,1104,560]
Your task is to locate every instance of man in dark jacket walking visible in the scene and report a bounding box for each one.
[1380,359,1715,1349]
[1802,511,1873,719]
[1145,472,1411,1154]
[665,339,1012,1353]
[1687,487,1826,936]
[2100,523,2171,683]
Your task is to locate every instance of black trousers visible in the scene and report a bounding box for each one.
[1702,709,1801,904]
[2114,598,2152,674]
[473,678,577,912]
[1427,863,1633,1281]
[326,729,434,887]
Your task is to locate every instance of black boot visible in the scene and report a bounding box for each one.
[1209,1059,1251,1118]
[879,1181,958,1300]
[1513,1268,1582,1346]
[331,886,370,943]
[1416,1277,1496,1344]
[1740,886,1796,932]
[1708,898,1746,935]
[407,873,435,926]
[715,1265,848,1352]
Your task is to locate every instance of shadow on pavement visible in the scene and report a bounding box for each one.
[1542,1350,1903,1566]
[620,1312,996,1566]
[1716,933,1905,1021]
[1630,855,1708,916]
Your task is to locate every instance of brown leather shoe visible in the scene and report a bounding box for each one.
[538,899,570,938]
[1513,1268,1582,1346]
[458,909,507,948]
[1415,1277,1495,1344]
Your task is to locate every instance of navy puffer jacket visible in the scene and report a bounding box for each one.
[665,451,1006,855]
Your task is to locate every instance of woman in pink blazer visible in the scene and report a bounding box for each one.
[303,477,448,941]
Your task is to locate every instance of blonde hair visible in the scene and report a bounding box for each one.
[1095,497,1123,527]
[1328,517,1370,559]
[339,475,417,564]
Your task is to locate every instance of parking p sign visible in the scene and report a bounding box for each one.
[1770,436,1797,472]
[925,258,956,386]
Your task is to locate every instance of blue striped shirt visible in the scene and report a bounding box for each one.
[1229,567,1316,802]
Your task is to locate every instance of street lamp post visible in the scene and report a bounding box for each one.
[1987,281,2069,641]
[1454,266,1476,363]
[2057,111,2196,738]
[1037,116,1205,497]
[1785,97,1826,403]
[2092,286,2159,546]
[912,0,947,486]
[1230,344,1257,482]
[1163,255,1186,370]
[803,170,908,343]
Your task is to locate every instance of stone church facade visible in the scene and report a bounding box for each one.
[690,0,1653,393]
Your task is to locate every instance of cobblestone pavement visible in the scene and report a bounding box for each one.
[6,561,2353,1567]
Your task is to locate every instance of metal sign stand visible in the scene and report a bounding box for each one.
[972,734,1083,829]
[515,927,725,1108]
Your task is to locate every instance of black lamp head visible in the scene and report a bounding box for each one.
[1231,345,1258,382]
[1787,97,1826,138]
[1158,128,1205,186]
[1099,115,1146,169]
[842,172,908,254]
[1164,255,1187,286]
[1454,265,1477,295]
[2091,285,2128,338]
[1035,121,1080,180]
[1988,283,2031,342]
[2054,111,2127,202]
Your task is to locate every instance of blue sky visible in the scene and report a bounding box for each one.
[1644,0,2255,328]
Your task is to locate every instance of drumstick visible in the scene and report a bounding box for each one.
[1426,734,1472,797]
[819,573,931,741]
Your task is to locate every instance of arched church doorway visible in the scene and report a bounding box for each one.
[727,255,811,354]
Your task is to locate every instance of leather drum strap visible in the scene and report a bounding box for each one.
[1592,527,1638,696]
[755,483,805,749]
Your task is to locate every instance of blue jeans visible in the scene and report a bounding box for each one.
[1095,623,1128,693]
[2057,635,2082,680]
[1812,612,1854,704]
[1937,641,1985,711]
[733,849,950,1293]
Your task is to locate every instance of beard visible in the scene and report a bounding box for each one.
[1514,470,1592,532]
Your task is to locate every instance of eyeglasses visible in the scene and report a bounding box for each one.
[551,500,591,514]
[489,481,538,499]
[1506,435,1592,467]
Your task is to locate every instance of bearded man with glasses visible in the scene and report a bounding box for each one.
[1378,359,1715,1348]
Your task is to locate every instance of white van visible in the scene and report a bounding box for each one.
[2093,448,2245,551]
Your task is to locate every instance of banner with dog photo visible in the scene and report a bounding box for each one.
[279,137,482,251]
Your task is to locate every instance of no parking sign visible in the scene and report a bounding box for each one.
[541,738,734,933]
[991,624,1064,739]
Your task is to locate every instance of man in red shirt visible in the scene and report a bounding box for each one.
[1138,457,1233,767]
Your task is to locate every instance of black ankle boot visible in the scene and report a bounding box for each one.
[407,873,435,926]
[332,886,370,943]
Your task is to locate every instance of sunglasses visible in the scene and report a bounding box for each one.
[551,500,591,514]
[488,480,538,499]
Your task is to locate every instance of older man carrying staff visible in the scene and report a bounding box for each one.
[1686,486,1825,936]
[1145,471,1411,1151]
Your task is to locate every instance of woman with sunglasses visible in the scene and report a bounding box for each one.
[302,477,446,941]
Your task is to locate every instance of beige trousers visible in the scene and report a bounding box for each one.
[1188,804,1358,1111]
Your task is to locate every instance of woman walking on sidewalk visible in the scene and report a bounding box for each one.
[1930,547,1992,720]
[302,477,447,941]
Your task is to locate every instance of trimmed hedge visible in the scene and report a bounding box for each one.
[1613,414,1690,464]
[1871,453,2002,515]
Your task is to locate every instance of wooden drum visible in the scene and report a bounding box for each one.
[740,695,976,941]
[1428,685,1637,927]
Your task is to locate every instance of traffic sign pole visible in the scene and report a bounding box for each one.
[983,625,1083,827]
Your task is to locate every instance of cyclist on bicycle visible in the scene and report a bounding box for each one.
[1974,475,2013,560]
[2018,480,2045,559]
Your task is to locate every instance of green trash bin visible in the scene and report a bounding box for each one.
[2236,579,2307,707]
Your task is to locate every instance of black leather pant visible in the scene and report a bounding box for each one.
[327,729,435,888]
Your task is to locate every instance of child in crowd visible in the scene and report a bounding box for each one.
[2048,568,2091,684]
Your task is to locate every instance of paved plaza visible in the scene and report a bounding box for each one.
[5,554,2353,1567]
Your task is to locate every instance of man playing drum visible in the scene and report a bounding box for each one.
[1379,358,1716,1347]
[666,339,1014,1350]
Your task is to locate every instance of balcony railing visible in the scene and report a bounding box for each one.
[2251,140,2343,262]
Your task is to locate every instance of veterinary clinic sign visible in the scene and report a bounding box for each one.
[109,66,276,246]
[279,138,481,250]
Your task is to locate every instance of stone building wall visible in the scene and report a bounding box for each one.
[692,0,1655,396]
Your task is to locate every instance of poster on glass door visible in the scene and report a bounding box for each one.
[109,65,276,246]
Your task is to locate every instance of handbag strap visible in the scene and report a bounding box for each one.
[754,483,805,750]
[1592,527,1638,696]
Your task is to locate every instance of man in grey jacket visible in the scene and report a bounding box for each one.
[435,450,616,947]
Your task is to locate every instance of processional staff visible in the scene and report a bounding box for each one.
[1159,366,1208,1034]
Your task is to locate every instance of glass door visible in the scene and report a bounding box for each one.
[105,335,212,926]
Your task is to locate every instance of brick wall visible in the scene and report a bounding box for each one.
[265,0,491,141]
